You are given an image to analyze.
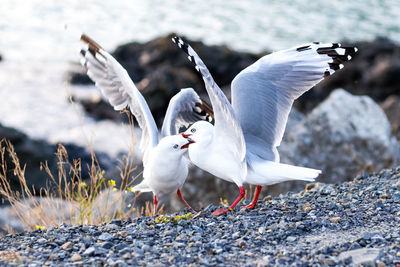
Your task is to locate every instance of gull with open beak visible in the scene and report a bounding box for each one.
[79,34,212,214]
[173,36,357,216]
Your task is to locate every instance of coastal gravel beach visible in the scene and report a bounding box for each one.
[0,168,399,266]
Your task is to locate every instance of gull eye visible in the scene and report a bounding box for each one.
[173,144,179,149]
[191,128,196,133]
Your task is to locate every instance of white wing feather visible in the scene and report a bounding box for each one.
[172,37,247,179]
[161,88,212,137]
[231,42,356,161]
[80,34,159,165]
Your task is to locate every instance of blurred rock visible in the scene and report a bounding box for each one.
[0,206,24,234]
[278,89,398,191]
[0,123,115,202]
[68,72,92,84]
[75,97,130,124]
[380,95,400,140]
[0,197,74,234]
[69,33,261,125]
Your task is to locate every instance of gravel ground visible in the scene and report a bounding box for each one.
[0,168,399,266]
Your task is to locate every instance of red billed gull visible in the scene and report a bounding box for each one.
[173,36,357,216]
[80,34,212,214]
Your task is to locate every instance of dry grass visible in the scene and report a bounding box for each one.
[0,111,154,234]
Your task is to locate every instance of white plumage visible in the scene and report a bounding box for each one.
[80,34,211,214]
[173,36,356,216]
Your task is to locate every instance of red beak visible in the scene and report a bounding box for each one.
[180,138,195,149]
[180,132,191,138]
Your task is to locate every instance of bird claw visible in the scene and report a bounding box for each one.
[242,203,257,210]
[212,208,229,217]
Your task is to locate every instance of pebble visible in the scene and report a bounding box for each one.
[330,217,341,223]
[61,241,71,250]
[83,246,95,256]
[286,236,297,242]
[98,232,113,241]
[0,168,399,266]
[71,253,81,261]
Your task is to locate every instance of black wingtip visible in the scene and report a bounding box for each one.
[317,44,357,75]
[296,45,311,52]
[172,36,201,74]
[195,101,215,123]
[171,36,190,54]
[328,63,342,71]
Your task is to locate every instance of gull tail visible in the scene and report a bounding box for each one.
[245,160,321,186]
[131,181,152,193]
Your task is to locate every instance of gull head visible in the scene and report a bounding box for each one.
[182,121,213,142]
[158,135,195,155]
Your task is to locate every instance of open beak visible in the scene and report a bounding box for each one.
[180,138,195,149]
[180,132,191,138]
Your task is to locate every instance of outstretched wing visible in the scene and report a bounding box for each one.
[231,42,357,160]
[172,36,247,178]
[80,34,159,165]
[161,88,214,137]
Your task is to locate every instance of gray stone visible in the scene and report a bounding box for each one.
[98,233,113,241]
[337,248,381,266]
[83,246,96,256]
[279,89,398,187]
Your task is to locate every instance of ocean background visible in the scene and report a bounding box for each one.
[1,0,400,157]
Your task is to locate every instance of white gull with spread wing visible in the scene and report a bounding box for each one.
[173,36,357,216]
[79,34,212,214]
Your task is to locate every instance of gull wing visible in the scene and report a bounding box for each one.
[161,88,214,137]
[172,36,247,178]
[80,34,159,165]
[231,42,357,160]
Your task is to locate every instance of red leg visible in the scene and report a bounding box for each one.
[177,189,196,211]
[212,186,245,216]
[244,185,262,209]
[153,195,158,215]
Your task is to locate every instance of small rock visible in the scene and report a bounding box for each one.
[71,253,82,261]
[101,241,114,249]
[118,231,129,237]
[61,241,72,250]
[330,217,341,223]
[337,248,381,265]
[83,247,95,256]
[105,224,119,231]
[305,183,318,192]
[232,232,240,239]
[98,233,113,241]
[302,203,312,212]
